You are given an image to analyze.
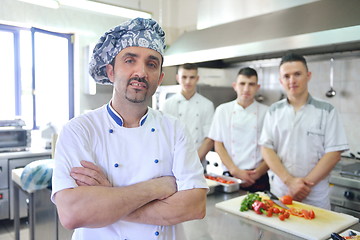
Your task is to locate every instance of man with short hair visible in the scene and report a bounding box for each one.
[208,67,270,192]
[260,53,349,209]
[162,63,214,163]
[51,18,207,240]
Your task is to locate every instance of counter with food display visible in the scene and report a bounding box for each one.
[183,190,360,240]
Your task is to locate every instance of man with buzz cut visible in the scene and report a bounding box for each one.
[208,67,270,192]
[260,53,349,209]
[162,63,215,165]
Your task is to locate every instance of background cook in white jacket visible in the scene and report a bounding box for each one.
[161,63,215,163]
[208,67,270,192]
[259,53,349,209]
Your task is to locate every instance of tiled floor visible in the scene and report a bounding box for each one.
[0,218,29,240]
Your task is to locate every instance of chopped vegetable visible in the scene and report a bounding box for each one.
[252,200,267,215]
[289,207,315,219]
[240,193,262,212]
[205,175,236,184]
[280,195,293,205]
[263,199,274,209]
[239,192,316,222]
[272,207,280,214]
[266,208,273,217]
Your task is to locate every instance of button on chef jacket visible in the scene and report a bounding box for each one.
[259,95,349,209]
[161,92,214,149]
[51,103,208,240]
[208,100,268,172]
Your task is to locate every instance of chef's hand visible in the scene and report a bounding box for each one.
[286,177,314,201]
[71,160,112,187]
[231,168,256,185]
[240,169,262,188]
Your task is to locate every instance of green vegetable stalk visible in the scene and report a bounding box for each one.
[240,193,262,212]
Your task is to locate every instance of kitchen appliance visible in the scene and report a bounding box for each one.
[152,85,181,110]
[330,157,360,218]
[153,84,236,110]
[0,119,31,152]
[164,0,360,67]
[0,151,51,220]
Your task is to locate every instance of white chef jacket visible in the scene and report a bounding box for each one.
[208,100,268,172]
[259,95,349,209]
[51,103,208,240]
[161,92,214,149]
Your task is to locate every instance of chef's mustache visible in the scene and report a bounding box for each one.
[127,77,149,88]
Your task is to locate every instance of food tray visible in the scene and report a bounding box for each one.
[205,173,240,193]
[206,179,220,195]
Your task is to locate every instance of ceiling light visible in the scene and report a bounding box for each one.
[18,0,59,9]
[58,0,152,19]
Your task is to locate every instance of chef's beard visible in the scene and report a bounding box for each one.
[125,77,149,103]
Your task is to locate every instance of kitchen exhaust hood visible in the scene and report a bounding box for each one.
[164,0,360,67]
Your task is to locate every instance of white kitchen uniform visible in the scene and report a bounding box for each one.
[51,103,208,240]
[208,100,268,172]
[259,95,349,209]
[161,93,214,149]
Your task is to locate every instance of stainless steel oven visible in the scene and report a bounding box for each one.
[152,85,237,110]
[0,129,31,152]
[330,156,360,218]
[0,120,31,152]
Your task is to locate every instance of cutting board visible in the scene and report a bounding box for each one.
[216,195,359,240]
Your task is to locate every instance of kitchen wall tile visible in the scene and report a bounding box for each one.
[342,113,360,153]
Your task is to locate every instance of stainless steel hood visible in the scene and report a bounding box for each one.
[164,0,360,67]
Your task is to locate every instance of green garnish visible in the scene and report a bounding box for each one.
[240,192,262,212]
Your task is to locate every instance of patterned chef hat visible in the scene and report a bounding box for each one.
[89,17,165,84]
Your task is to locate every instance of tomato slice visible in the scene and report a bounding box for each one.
[280,195,293,205]
[263,199,274,209]
[278,214,285,221]
[289,207,303,217]
[308,209,315,219]
[272,207,280,214]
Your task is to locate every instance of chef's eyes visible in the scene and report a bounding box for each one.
[147,62,158,69]
[125,59,134,64]
[123,58,158,69]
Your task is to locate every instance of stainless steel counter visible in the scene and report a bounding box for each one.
[183,190,360,240]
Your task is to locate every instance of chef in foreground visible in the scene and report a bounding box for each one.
[51,17,207,240]
[260,53,349,209]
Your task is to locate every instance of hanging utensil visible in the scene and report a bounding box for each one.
[326,58,336,98]
[255,66,265,102]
